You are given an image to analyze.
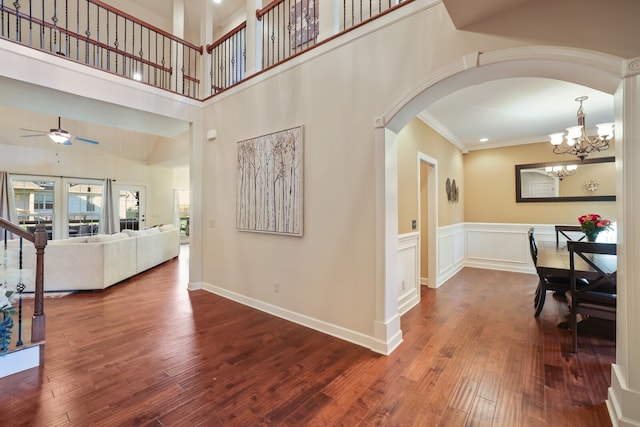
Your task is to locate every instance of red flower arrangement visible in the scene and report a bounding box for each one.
[578,214,612,242]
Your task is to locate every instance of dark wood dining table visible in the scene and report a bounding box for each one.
[536,240,617,281]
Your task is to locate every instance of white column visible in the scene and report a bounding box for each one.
[188,117,205,291]
[172,0,185,38]
[199,0,214,98]
[371,119,403,355]
[317,0,338,42]
[245,0,262,75]
[608,57,640,427]
[171,0,185,92]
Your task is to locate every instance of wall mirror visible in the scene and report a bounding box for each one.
[515,156,615,202]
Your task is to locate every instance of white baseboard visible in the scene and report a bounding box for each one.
[0,345,40,378]
[607,364,640,427]
[201,282,387,353]
[188,281,204,291]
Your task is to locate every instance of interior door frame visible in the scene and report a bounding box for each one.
[417,152,438,288]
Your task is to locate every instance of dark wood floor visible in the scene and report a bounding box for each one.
[0,246,615,426]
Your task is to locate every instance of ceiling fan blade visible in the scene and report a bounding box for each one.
[63,140,73,146]
[19,128,48,134]
[72,136,100,145]
[20,134,47,138]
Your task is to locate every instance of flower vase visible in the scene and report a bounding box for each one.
[586,232,598,242]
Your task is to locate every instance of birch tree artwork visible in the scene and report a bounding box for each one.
[236,126,303,236]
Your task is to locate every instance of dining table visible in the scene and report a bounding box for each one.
[536,240,617,282]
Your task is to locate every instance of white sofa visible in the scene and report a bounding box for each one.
[18,225,180,292]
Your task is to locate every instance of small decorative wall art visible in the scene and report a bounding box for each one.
[236,126,303,236]
[446,178,459,203]
[290,0,318,48]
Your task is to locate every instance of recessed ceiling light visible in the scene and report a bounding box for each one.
[479,138,489,142]
[213,0,221,3]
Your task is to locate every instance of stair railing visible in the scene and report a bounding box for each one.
[0,218,47,351]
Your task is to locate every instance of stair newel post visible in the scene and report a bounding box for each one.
[31,224,47,344]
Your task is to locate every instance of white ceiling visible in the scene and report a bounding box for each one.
[420,78,614,151]
[0,76,614,162]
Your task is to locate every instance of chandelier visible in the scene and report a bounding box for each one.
[549,96,614,161]
[545,164,577,181]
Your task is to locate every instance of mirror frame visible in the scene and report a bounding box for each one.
[515,156,616,203]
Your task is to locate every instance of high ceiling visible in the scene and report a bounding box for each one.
[1,0,630,163]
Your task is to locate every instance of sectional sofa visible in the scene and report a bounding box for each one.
[19,224,180,292]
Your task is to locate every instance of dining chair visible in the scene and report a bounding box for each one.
[529,228,582,317]
[555,225,586,246]
[567,240,617,353]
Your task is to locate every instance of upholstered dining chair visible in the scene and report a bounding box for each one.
[567,240,617,353]
[555,225,586,247]
[529,228,581,317]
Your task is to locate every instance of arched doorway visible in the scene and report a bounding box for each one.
[376,45,640,425]
[376,45,624,347]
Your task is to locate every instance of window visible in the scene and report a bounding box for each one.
[68,182,102,236]
[33,192,54,210]
[11,178,56,238]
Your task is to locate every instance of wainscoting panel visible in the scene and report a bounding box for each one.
[464,223,555,274]
[437,223,465,287]
[398,232,420,315]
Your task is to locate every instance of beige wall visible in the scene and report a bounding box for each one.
[464,142,616,224]
[397,119,464,234]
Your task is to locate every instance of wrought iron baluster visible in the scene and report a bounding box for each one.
[181,44,185,94]
[28,0,32,46]
[64,0,68,56]
[107,8,111,71]
[84,0,90,64]
[161,36,166,89]
[52,0,58,54]
[16,237,24,347]
[122,17,127,75]
[40,0,44,48]
[12,0,20,42]
[154,31,158,86]
[277,3,281,62]
[114,13,119,74]
[143,24,146,82]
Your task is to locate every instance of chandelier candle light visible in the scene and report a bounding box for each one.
[545,164,577,180]
[550,96,614,161]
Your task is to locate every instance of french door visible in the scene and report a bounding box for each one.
[115,185,147,231]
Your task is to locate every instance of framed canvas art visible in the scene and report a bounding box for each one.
[236,126,303,236]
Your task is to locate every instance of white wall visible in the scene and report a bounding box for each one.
[195,0,536,349]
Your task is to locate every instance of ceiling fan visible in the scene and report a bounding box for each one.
[20,117,99,146]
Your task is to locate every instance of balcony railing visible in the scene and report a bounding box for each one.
[206,22,247,96]
[341,0,406,30]
[0,0,202,97]
[257,0,318,70]
[1,0,413,99]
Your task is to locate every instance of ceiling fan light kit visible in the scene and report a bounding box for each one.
[48,131,72,144]
[549,96,613,161]
[20,117,100,146]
